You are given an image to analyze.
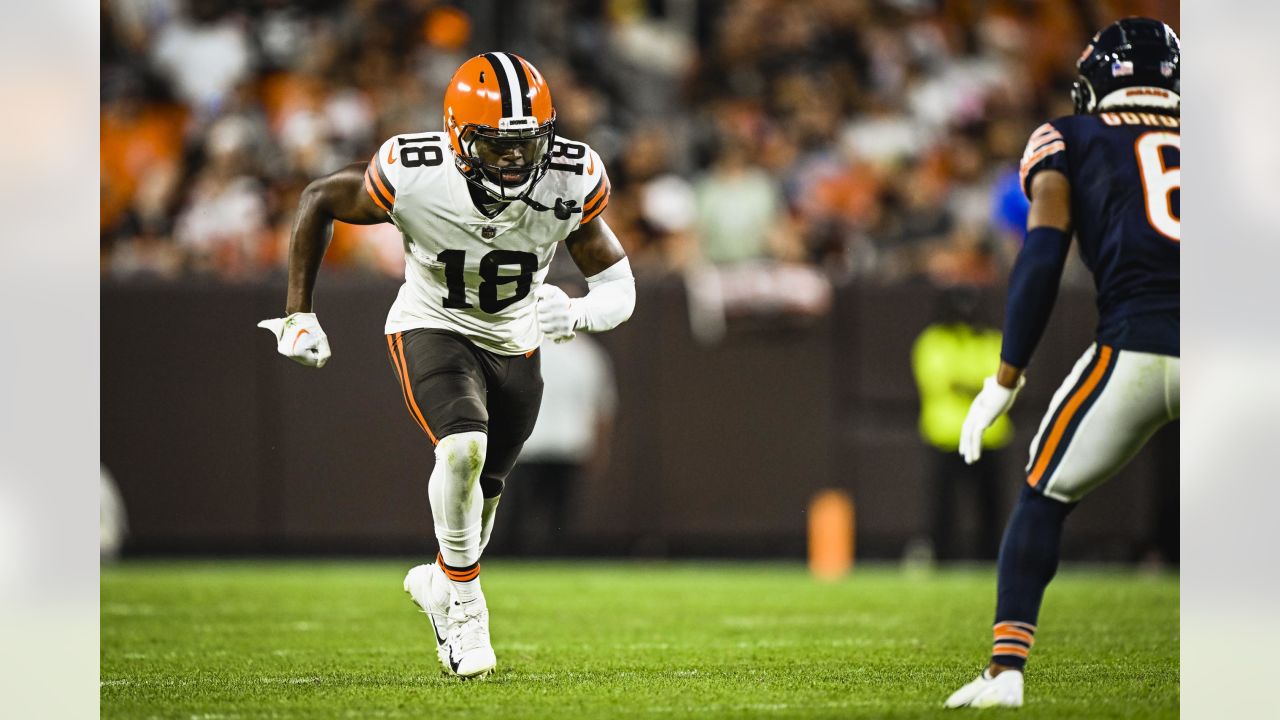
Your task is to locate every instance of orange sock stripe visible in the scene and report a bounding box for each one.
[394,333,437,445]
[994,621,1036,633]
[995,628,1035,644]
[445,567,480,582]
[437,550,481,579]
[436,554,481,582]
[992,644,1030,657]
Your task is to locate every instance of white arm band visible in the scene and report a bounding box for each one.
[571,256,636,333]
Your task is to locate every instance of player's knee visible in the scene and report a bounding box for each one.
[436,431,487,483]
[1017,484,1076,517]
[479,476,504,499]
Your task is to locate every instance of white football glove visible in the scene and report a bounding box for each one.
[257,312,331,368]
[535,284,579,344]
[959,375,1026,464]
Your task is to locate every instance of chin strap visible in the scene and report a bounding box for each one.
[520,195,582,221]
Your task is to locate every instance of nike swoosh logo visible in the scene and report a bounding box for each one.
[387,145,397,165]
[586,154,595,175]
[429,616,447,646]
[448,646,462,673]
[291,328,310,352]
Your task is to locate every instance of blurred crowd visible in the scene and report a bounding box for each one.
[101,0,1178,287]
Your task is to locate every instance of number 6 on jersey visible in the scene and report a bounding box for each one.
[1135,132,1180,242]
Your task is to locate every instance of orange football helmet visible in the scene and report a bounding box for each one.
[443,52,556,202]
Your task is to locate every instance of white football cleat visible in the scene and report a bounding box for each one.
[403,564,453,671]
[944,668,1024,708]
[445,596,496,679]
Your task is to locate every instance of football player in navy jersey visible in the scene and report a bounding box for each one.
[944,18,1180,708]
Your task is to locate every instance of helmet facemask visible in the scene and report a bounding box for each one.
[455,118,555,203]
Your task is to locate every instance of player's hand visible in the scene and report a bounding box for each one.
[535,284,578,343]
[257,312,331,368]
[959,375,1026,464]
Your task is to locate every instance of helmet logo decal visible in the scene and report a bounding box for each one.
[1111,60,1134,77]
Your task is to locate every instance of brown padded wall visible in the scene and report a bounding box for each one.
[101,275,1176,559]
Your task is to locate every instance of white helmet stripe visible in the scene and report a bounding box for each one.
[492,52,525,119]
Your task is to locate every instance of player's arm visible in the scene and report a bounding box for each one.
[996,169,1074,387]
[258,162,388,367]
[285,162,388,313]
[535,219,636,343]
[958,169,1072,463]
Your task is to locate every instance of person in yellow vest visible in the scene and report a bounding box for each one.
[912,287,1012,560]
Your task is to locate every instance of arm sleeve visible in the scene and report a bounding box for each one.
[571,252,635,333]
[1019,122,1069,200]
[578,149,611,226]
[1000,226,1072,368]
[363,137,401,215]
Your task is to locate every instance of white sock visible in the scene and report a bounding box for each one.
[452,577,482,604]
[478,495,501,555]
[429,431,486,570]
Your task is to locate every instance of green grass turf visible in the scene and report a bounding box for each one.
[101,561,1177,719]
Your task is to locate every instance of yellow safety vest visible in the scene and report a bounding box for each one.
[911,323,1013,452]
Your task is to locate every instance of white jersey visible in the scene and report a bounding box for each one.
[363,132,611,355]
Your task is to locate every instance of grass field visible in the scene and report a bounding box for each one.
[101,561,1177,719]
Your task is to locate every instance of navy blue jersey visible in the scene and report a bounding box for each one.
[1019,110,1180,356]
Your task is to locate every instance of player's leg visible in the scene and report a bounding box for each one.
[476,347,545,557]
[947,346,1179,708]
[428,344,541,678]
[387,329,494,677]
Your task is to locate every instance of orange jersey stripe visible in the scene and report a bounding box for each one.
[1026,134,1063,156]
[1019,141,1066,188]
[365,166,393,213]
[1020,141,1066,171]
[1029,123,1061,141]
[582,177,611,224]
[367,155,396,209]
[582,201,608,224]
[584,176,608,209]
[1027,345,1114,485]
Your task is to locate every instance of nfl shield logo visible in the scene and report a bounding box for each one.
[481,226,497,239]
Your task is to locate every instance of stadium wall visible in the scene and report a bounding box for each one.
[102,275,1176,561]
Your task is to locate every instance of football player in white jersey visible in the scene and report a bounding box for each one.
[258,52,635,679]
